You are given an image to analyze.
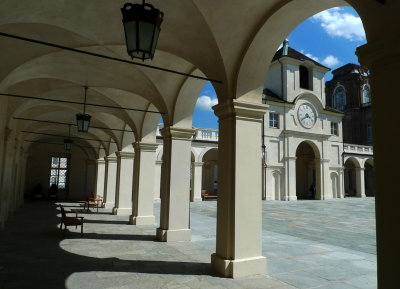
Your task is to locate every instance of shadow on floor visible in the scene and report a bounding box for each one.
[80,219,130,225]
[0,202,211,289]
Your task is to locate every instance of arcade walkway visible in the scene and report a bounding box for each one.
[0,199,376,289]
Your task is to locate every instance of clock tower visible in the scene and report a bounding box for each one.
[262,41,344,201]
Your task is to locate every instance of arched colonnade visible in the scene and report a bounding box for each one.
[0,0,398,285]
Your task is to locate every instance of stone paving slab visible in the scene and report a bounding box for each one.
[0,198,376,289]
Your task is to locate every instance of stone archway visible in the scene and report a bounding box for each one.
[296,142,318,200]
[364,159,374,197]
[344,158,361,197]
[201,148,218,193]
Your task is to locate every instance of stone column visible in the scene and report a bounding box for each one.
[357,38,400,288]
[114,152,134,215]
[156,127,195,242]
[153,160,162,202]
[211,100,267,278]
[95,159,106,198]
[103,156,118,209]
[130,142,158,225]
[355,168,366,198]
[284,156,297,201]
[191,162,203,202]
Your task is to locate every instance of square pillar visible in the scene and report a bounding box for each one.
[103,156,118,209]
[114,152,134,215]
[130,143,158,225]
[211,100,267,278]
[355,168,366,198]
[191,162,203,202]
[156,127,195,242]
[95,159,106,198]
[153,160,162,202]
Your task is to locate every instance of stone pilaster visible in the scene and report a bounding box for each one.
[284,156,297,201]
[130,143,158,225]
[156,127,195,241]
[153,160,162,202]
[211,100,267,278]
[114,152,135,215]
[95,159,106,198]
[355,168,366,198]
[103,156,118,209]
[191,162,203,202]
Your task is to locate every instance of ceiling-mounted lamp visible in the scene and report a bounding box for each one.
[121,0,164,61]
[76,86,91,132]
[64,125,73,151]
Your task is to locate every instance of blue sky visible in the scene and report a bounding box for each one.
[192,7,367,129]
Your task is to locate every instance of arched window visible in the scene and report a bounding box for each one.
[300,65,310,89]
[362,85,371,105]
[333,86,346,111]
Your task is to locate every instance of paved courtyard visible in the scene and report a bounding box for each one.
[0,198,376,289]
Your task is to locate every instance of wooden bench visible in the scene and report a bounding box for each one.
[59,205,84,237]
[83,194,103,212]
[201,189,218,200]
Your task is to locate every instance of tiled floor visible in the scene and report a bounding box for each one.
[0,198,376,289]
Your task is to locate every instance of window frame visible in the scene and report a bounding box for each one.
[269,112,279,129]
[333,85,346,111]
[330,122,339,136]
[49,156,69,190]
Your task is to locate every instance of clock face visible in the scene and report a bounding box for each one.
[298,104,316,128]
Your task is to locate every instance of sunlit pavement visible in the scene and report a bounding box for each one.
[0,198,376,289]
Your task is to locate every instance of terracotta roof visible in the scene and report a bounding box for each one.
[272,47,329,69]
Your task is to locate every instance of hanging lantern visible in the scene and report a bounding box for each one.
[64,139,73,151]
[76,86,91,132]
[121,1,164,61]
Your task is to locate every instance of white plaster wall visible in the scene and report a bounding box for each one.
[264,62,282,97]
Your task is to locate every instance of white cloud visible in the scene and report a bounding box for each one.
[305,53,320,62]
[312,7,366,41]
[196,95,218,111]
[321,55,340,67]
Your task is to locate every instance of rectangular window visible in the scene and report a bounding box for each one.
[330,122,338,136]
[50,157,69,189]
[269,113,279,128]
[367,123,373,143]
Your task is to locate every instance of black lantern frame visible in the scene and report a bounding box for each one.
[121,1,164,61]
[64,124,73,150]
[76,87,91,132]
[64,139,73,151]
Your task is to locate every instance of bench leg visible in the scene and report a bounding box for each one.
[81,224,83,237]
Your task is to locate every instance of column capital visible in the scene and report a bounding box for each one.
[213,99,267,121]
[104,156,117,162]
[133,142,158,152]
[357,37,400,70]
[355,167,365,172]
[192,162,204,167]
[283,156,297,161]
[96,159,105,164]
[116,151,135,159]
[156,160,163,165]
[160,127,195,141]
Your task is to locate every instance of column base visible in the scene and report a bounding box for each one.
[282,196,297,201]
[153,198,161,203]
[211,253,267,278]
[191,197,203,202]
[156,228,191,242]
[113,208,132,215]
[129,215,155,225]
[104,202,115,209]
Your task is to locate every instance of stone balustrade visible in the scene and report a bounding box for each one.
[157,125,218,142]
[343,143,373,155]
